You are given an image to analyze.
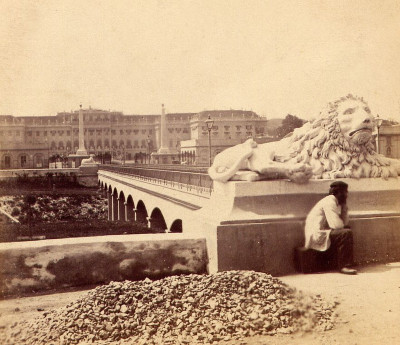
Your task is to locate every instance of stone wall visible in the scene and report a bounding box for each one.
[187,178,400,275]
[214,216,400,276]
[0,234,207,298]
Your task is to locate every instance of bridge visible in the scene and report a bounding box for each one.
[98,165,213,233]
[98,166,400,275]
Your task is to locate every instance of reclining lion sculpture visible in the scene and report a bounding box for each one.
[208,94,400,183]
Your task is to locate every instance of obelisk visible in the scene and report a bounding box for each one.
[158,103,170,154]
[76,104,88,155]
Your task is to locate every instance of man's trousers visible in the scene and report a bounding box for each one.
[324,228,354,270]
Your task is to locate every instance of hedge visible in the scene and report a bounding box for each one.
[0,172,86,192]
[0,220,164,243]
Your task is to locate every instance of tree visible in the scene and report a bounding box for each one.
[276,114,305,138]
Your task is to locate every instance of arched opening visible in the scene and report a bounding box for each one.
[3,155,11,169]
[149,208,167,232]
[33,154,44,168]
[170,219,183,233]
[107,185,112,220]
[19,154,28,168]
[136,200,148,226]
[118,191,126,221]
[126,195,135,223]
[112,188,118,221]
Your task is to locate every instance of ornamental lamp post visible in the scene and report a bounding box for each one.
[376,114,383,154]
[205,115,214,166]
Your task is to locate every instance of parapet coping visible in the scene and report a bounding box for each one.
[218,211,400,225]
[0,233,206,251]
[213,178,400,197]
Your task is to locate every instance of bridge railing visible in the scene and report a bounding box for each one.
[99,165,214,196]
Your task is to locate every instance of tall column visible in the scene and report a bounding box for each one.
[76,105,88,155]
[158,104,170,154]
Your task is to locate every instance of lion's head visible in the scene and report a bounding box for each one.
[282,94,398,179]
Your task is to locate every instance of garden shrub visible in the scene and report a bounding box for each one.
[11,207,20,216]
[1,194,107,223]
[0,193,163,243]
[0,172,85,192]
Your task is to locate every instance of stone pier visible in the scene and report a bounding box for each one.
[187,178,400,276]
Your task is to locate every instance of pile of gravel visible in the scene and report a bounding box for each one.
[5,271,337,345]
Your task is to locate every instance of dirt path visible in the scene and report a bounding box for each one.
[0,262,399,345]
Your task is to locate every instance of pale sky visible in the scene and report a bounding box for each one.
[1,0,400,120]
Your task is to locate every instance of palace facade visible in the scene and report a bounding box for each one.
[0,108,268,169]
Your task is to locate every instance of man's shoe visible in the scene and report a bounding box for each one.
[340,267,357,275]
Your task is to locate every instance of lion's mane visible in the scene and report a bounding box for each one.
[277,94,398,179]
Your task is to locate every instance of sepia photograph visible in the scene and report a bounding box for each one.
[0,1,399,344]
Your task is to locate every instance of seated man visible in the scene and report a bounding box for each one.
[304,181,357,275]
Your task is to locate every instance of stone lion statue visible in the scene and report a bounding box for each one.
[208,94,400,183]
[81,155,97,165]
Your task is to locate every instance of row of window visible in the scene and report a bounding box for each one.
[1,128,158,136]
[199,125,260,131]
[1,126,262,138]
[47,139,154,149]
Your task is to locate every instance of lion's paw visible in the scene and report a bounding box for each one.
[287,164,312,184]
[288,163,312,174]
[231,170,261,182]
[242,139,257,158]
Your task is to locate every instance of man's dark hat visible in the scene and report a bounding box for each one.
[330,181,348,189]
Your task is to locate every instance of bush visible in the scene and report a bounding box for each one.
[24,194,36,205]
[1,194,108,223]
[0,173,85,192]
[11,207,20,217]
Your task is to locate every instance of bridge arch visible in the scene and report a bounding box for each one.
[105,185,112,220]
[170,219,183,233]
[118,191,126,221]
[112,188,118,221]
[136,200,148,226]
[149,208,167,232]
[126,195,135,223]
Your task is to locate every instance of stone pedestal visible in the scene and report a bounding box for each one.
[151,152,179,165]
[187,178,400,275]
[77,157,99,187]
[68,154,90,168]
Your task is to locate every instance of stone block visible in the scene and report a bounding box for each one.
[293,247,335,273]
